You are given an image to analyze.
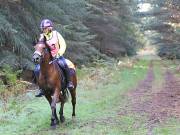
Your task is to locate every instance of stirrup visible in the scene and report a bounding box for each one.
[35,89,44,97]
[67,82,74,90]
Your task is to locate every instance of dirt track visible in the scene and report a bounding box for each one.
[128,61,180,134]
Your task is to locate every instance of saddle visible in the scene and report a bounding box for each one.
[55,60,75,90]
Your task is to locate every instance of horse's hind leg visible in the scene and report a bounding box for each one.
[59,102,65,123]
[54,108,59,125]
[70,88,76,117]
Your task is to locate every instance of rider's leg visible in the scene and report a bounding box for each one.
[34,64,44,97]
[57,56,74,90]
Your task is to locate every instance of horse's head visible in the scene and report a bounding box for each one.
[32,37,53,64]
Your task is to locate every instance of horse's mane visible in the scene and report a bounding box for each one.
[43,36,53,60]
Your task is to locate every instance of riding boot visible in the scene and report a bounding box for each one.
[35,88,44,97]
[64,68,74,90]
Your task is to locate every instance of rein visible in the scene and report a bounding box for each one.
[49,58,57,65]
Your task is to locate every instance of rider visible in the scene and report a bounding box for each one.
[34,19,74,97]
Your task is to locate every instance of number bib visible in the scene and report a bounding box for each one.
[46,31,59,57]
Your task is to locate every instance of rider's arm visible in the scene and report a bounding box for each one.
[34,34,45,53]
[57,32,66,56]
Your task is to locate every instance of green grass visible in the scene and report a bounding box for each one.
[0,60,150,135]
[151,60,180,135]
[153,118,180,135]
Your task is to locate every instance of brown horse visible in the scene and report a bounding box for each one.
[32,37,77,128]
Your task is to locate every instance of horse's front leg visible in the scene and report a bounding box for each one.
[50,88,60,128]
[44,94,58,127]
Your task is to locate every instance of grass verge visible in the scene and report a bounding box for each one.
[0,60,149,135]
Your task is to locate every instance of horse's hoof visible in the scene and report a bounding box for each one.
[72,116,76,122]
[56,120,60,125]
[51,120,57,128]
[51,122,56,129]
[60,116,65,123]
[50,125,56,130]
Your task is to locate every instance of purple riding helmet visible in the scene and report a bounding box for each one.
[40,19,53,31]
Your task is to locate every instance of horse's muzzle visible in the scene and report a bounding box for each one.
[33,54,41,64]
[33,57,40,63]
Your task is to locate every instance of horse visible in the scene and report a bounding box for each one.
[32,37,77,128]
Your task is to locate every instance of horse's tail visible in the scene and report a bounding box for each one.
[62,88,69,102]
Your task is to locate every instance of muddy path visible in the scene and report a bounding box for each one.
[76,60,180,134]
[128,61,180,134]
